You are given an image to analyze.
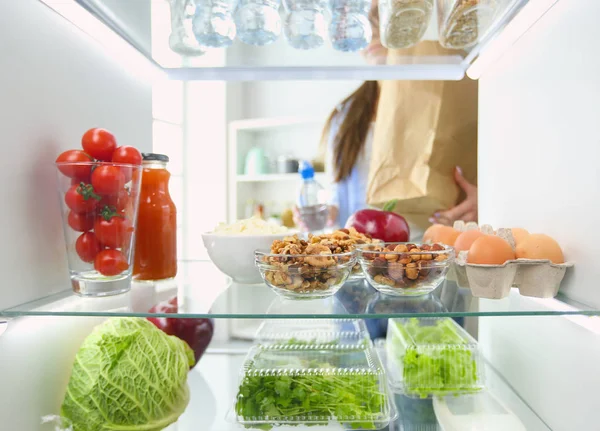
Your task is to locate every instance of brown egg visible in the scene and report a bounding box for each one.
[436,226,461,246]
[454,230,486,252]
[467,235,516,265]
[515,234,564,263]
[423,224,444,243]
[511,228,530,246]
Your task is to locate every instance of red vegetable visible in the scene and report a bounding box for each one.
[345,200,410,242]
[148,296,214,367]
[94,249,128,276]
[82,128,117,161]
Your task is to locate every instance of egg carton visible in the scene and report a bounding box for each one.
[448,222,573,299]
[453,256,573,299]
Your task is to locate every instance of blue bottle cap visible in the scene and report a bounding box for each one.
[299,160,315,179]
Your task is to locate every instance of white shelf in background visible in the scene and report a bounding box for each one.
[236,173,326,183]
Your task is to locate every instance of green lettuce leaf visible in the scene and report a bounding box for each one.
[61,317,194,431]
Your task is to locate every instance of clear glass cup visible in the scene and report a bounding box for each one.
[329,0,373,52]
[192,0,238,48]
[168,0,207,56]
[284,0,328,49]
[235,0,282,46]
[55,161,142,297]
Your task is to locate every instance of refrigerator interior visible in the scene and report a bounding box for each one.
[1,0,599,430]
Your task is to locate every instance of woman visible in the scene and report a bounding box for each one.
[298,3,477,231]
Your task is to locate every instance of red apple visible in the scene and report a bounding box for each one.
[148,296,214,367]
[345,200,410,242]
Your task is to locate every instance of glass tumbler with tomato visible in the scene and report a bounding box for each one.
[56,142,142,296]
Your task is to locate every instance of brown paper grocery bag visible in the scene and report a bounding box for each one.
[368,41,478,230]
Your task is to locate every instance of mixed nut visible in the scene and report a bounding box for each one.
[359,243,451,289]
[257,229,367,293]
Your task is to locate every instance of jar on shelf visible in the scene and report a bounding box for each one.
[379,0,433,49]
[168,0,207,56]
[437,0,500,49]
[133,153,177,281]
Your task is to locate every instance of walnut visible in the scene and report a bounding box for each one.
[273,271,292,285]
[304,244,336,268]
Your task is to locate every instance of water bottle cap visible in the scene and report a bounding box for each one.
[299,160,315,179]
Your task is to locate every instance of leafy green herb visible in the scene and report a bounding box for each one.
[390,318,481,399]
[236,345,386,430]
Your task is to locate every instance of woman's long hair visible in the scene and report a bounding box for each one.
[321,81,380,183]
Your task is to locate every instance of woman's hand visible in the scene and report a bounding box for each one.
[430,167,477,226]
[292,205,339,231]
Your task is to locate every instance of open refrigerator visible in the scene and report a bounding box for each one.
[1,0,599,430]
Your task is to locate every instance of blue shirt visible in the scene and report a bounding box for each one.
[325,106,374,227]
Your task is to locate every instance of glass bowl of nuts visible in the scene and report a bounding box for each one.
[357,243,454,296]
[255,236,356,299]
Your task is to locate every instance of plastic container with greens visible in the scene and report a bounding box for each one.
[234,343,395,430]
[254,318,370,346]
[385,317,484,398]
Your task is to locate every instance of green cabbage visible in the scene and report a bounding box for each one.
[61,317,194,431]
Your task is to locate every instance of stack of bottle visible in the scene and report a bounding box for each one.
[167,0,374,52]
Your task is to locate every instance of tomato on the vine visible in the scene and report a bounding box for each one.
[82,128,117,161]
[56,150,93,181]
[94,206,133,249]
[67,211,95,232]
[91,165,125,195]
[76,232,101,263]
[94,249,128,276]
[98,188,130,213]
[65,183,101,214]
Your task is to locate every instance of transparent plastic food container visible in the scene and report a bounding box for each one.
[438,0,517,49]
[234,343,395,430]
[385,318,485,398]
[254,318,370,345]
[358,243,454,296]
[379,0,434,49]
[255,250,356,299]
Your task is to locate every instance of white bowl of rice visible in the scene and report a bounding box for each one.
[202,217,296,284]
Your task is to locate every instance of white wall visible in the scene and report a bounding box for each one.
[0,0,152,310]
[477,0,600,429]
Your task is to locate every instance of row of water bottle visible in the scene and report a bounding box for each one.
[168,0,373,54]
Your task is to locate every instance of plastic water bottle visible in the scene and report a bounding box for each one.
[235,0,282,46]
[297,161,328,232]
[168,0,206,56]
[192,0,237,48]
[329,0,373,52]
[283,0,328,50]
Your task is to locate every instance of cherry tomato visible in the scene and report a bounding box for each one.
[94,249,128,276]
[76,232,101,263]
[95,208,133,249]
[92,165,125,195]
[112,146,142,183]
[82,128,117,161]
[56,150,93,181]
[98,188,130,213]
[67,211,95,232]
[65,183,101,214]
